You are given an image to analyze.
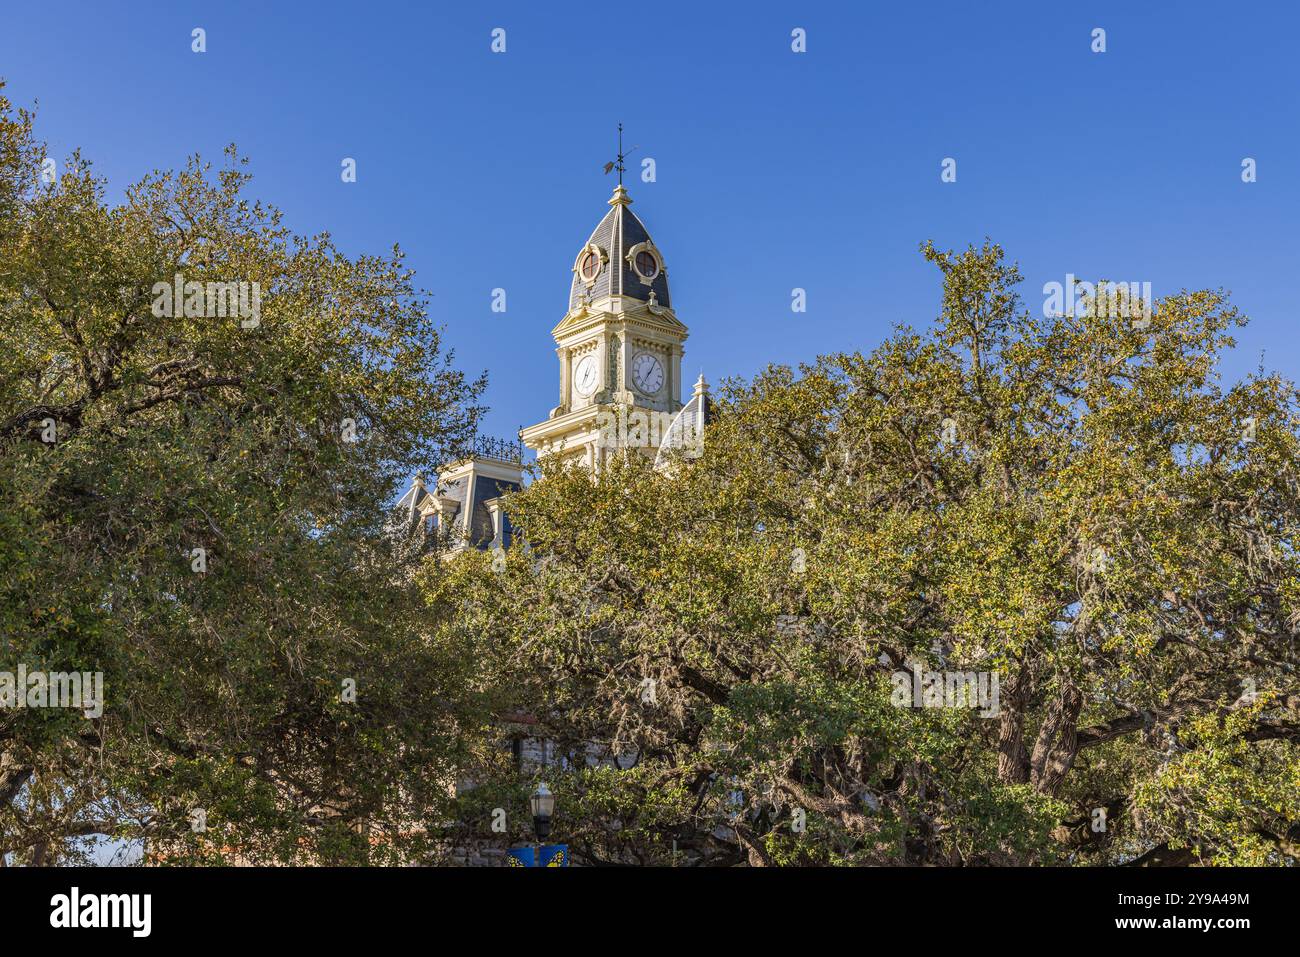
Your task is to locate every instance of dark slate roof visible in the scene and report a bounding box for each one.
[465,475,521,547]
[568,187,671,312]
[438,475,468,508]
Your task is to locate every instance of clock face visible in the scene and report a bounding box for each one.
[631,352,664,395]
[573,355,599,397]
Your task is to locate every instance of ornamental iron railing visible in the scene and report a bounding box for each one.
[468,434,524,464]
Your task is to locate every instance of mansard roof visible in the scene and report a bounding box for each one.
[568,185,671,312]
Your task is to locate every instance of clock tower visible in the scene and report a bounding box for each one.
[520,183,689,469]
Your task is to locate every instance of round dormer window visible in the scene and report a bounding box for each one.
[577,248,603,284]
[633,249,660,281]
[626,242,662,284]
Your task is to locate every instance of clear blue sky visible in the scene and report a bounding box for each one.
[4,1,1297,450]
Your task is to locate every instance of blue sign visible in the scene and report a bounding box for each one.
[507,844,569,867]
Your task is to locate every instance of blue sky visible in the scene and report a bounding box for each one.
[3,1,1297,451]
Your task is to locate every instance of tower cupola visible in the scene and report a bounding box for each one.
[569,185,671,313]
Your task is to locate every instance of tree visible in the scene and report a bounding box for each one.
[0,85,490,864]
[444,240,1299,866]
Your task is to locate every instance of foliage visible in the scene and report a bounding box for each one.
[444,239,1300,866]
[4,76,1296,867]
[0,85,487,865]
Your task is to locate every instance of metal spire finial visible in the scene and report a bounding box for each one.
[603,123,639,186]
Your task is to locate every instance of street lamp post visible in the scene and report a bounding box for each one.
[530,782,554,865]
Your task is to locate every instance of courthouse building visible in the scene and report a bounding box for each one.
[396,182,708,552]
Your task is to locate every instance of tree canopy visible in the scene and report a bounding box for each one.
[3,82,1296,867]
[0,86,488,864]
[437,240,1300,866]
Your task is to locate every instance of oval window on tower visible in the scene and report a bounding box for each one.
[578,249,602,283]
[634,249,660,281]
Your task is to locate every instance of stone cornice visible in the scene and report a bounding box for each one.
[552,299,687,342]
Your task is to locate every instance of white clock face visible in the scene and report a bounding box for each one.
[573,355,599,397]
[631,352,664,395]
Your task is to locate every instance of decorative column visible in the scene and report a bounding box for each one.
[670,344,684,409]
[557,345,570,413]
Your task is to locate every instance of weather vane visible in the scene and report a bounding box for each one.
[602,122,639,186]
